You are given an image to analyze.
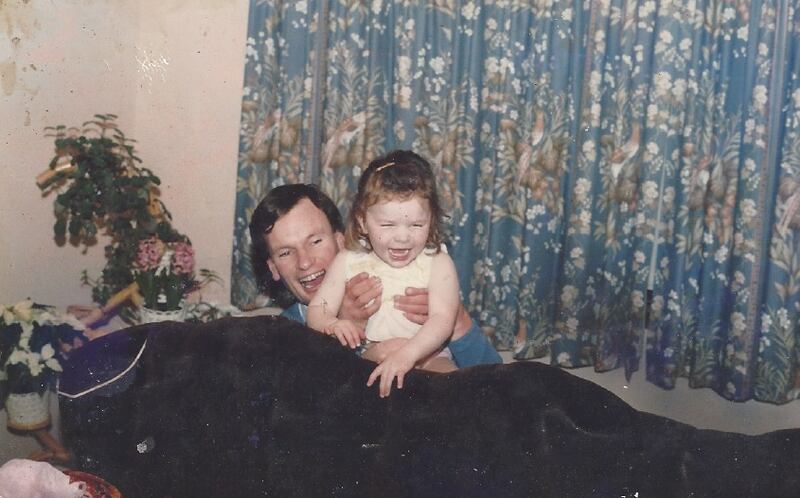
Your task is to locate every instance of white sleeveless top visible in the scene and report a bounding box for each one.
[343,247,439,342]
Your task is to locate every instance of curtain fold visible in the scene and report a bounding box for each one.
[233,0,800,403]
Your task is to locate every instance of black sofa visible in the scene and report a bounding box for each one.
[58,316,800,497]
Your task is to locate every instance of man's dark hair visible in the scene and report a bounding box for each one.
[248,184,344,307]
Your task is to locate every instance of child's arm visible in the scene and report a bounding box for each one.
[307,251,365,349]
[367,251,459,397]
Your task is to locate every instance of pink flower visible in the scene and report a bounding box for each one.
[171,242,195,275]
[136,237,164,271]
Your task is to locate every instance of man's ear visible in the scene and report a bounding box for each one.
[334,232,345,251]
[266,258,281,282]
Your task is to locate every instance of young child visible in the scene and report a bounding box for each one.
[307,150,460,397]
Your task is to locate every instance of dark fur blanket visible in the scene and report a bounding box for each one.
[59,316,800,497]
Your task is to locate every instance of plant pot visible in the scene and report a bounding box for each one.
[5,390,51,431]
[139,306,186,324]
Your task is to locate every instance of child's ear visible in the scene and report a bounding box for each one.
[356,215,367,235]
[334,232,345,251]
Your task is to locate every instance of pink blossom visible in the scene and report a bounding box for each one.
[171,242,195,275]
[136,237,164,271]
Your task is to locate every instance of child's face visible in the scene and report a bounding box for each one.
[361,196,431,268]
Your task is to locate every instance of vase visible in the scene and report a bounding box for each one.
[5,390,51,431]
[139,306,186,324]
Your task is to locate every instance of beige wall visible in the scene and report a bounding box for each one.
[0,0,248,308]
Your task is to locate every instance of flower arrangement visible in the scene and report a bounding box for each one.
[0,301,85,402]
[134,235,198,311]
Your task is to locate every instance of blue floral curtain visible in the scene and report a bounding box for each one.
[644,0,800,403]
[760,2,800,402]
[232,0,800,404]
[230,0,319,305]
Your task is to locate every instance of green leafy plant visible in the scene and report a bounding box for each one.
[37,114,196,314]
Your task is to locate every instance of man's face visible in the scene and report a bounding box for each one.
[265,198,344,305]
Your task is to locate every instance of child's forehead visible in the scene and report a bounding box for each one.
[366,195,430,217]
[368,188,425,203]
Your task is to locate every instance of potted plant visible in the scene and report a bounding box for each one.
[133,234,221,322]
[36,115,218,324]
[0,300,85,430]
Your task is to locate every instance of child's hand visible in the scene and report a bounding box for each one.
[366,348,416,398]
[361,337,409,363]
[323,319,365,349]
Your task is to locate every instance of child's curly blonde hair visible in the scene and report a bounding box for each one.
[345,150,445,253]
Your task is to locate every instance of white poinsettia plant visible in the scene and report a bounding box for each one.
[0,300,85,400]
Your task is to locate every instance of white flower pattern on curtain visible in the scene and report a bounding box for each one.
[232,0,800,403]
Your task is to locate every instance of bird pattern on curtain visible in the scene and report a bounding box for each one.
[232,0,800,404]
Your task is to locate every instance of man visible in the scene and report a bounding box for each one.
[248,184,501,368]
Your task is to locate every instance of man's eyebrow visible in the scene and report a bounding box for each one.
[272,231,324,252]
[305,230,325,240]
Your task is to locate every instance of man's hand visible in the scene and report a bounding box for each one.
[340,272,382,324]
[394,287,429,325]
[395,288,472,341]
[323,319,365,349]
[366,347,417,398]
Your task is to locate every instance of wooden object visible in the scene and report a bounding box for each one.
[35,158,76,188]
[79,282,141,329]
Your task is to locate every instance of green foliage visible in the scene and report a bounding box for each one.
[39,114,188,308]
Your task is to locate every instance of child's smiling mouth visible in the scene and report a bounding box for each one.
[388,248,411,261]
